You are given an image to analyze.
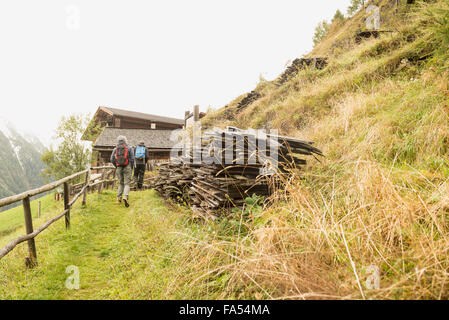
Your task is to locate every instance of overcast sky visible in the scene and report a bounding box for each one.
[0,0,351,146]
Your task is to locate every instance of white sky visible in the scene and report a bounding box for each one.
[0,0,351,146]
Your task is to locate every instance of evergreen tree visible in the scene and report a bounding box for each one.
[332,9,345,23]
[313,20,330,46]
[347,0,365,16]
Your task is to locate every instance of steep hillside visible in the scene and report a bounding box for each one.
[203,0,442,131]
[0,0,447,301]
[199,0,449,299]
[0,120,46,203]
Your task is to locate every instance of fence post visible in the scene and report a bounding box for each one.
[105,170,111,190]
[38,201,41,218]
[194,105,200,122]
[64,182,70,229]
[23,196,37,267]
[109,170,114,189]
[184,110,190,128]
[104,171,108,190]
[82,168,90,206]
[98,170,105,194]
[110,169,116,190]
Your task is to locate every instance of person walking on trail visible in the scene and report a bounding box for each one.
[134,141,149,190]
[110,135,135,207]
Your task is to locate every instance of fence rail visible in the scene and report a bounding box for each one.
[0,170,88,208]
[0,165,116,266]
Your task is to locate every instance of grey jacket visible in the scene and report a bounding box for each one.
[110,144,135,168]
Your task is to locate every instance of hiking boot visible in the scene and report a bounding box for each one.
[116,198,122,204]
[123,198,130,208]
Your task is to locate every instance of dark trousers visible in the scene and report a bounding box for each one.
[134,164,146,189]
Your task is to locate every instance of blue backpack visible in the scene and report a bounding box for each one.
[135,145,146,160]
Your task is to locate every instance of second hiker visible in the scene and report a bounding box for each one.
[110,135,135,207]
[134,141,149,190]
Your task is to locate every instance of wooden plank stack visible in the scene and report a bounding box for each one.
[355,30,393,43]
[190,164,271,213]
[277,57,328,85]
[153,163,196,201]
[151,127,323,218]
[236,90,262,112]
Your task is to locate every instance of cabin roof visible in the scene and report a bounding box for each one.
[99,106,184,125]
[93,128,179,150]
[82,106,185,141]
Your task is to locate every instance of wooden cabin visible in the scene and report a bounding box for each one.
[84,106,184,132]
[83,106,184,166]
[93,128,182,166]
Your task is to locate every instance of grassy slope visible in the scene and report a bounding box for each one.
[0,194,61,240]
[0,190,237,299]
[199,0,449,299]
[1,189,271,300]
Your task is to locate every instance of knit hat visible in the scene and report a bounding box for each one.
[117,135,128,144]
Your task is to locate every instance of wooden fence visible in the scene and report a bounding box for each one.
[0,165,115,267]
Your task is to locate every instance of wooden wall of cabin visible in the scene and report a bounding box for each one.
[96,112,114,127]
[98,150,113,166]
[114,116,182,130]
[148,151,171,160]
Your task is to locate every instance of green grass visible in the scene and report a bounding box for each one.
[0,189,259,300]
[0,190,198,299]
[0,194,62,240]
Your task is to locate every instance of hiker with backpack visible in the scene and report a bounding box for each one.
[110,135,135,207]
[134,141,149,190]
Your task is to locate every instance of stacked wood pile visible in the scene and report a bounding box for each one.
[277,57,328,85]
[224,105,235,120]
[355,30,393,43]
[234,58,328,112]
[189,164,271,214]
[236,91,262,112]
[152,163,273,215]
[151,127,323,218]
[153,163,195,200]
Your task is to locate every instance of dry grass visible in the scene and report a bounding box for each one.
[191,1,449,299]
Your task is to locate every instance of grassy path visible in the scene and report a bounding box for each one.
[0,190,202,300]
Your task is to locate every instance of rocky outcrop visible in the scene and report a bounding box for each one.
[277,57,328,85]
[236,91,263,112]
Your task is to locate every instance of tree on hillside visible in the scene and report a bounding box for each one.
[41,114,92,182]
[313,20,330,46]
[313,10,345,47]
[347,0,365,16]
[332,9,346,23]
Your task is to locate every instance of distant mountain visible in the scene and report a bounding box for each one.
[0,119,46,204]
